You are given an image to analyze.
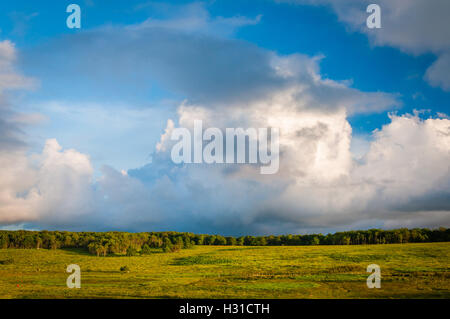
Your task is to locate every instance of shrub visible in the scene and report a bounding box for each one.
[141,244,152,255]
[120,265,130,272]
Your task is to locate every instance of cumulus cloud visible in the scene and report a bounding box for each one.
[0,138,95,225]
[277,0,450,91]
[129,103,449,234]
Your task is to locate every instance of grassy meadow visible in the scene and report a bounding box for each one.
[0,242,449,299]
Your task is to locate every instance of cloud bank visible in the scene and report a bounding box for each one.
[0,3,449,235]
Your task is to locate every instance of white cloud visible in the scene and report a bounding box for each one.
[0,139,94,224]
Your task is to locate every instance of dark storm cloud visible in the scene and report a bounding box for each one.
[22,25,287,106]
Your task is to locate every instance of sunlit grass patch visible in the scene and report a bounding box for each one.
[0,243,448,298]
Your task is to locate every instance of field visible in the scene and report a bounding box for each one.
[0,243,449,299]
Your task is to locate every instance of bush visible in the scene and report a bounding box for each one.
[120,265,130,272]
[141,244,152,255]
[172,243,182,252]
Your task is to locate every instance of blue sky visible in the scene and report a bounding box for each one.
[0,1,449,234]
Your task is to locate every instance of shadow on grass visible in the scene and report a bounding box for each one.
[214,247,266,252]
[171,255,233,266]
[59,248,91,256]
[60,248,166,257]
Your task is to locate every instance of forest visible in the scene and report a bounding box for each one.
[0,228,449,256]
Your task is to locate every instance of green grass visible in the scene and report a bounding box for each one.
[0,243,449,299]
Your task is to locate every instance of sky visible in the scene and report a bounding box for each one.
[0,0,449,235]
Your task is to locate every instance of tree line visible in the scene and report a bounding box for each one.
[0,228,449,256]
